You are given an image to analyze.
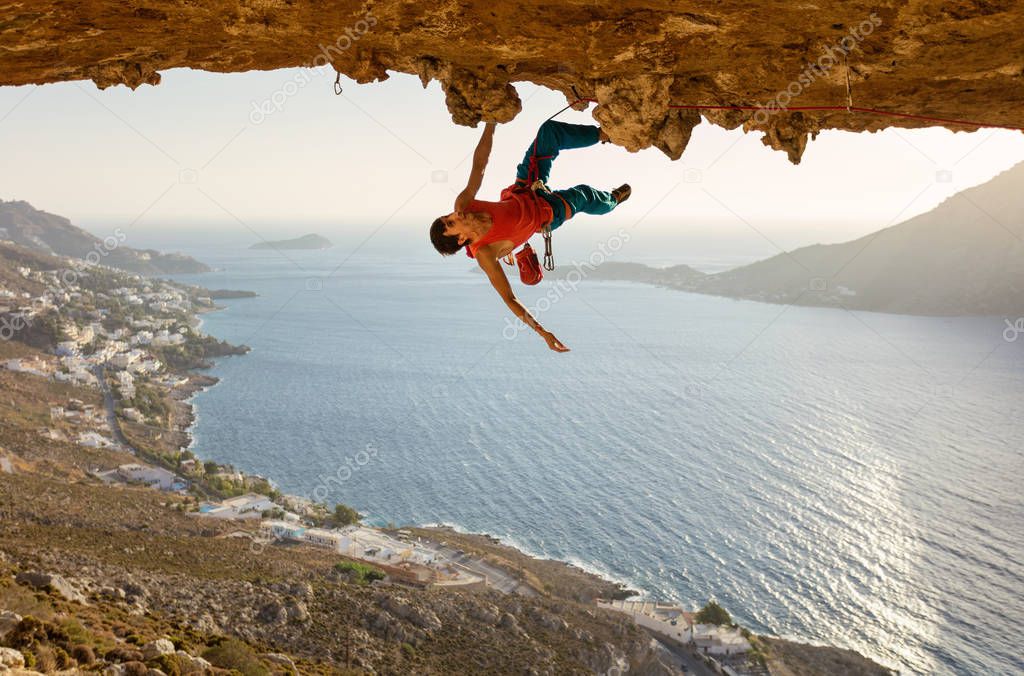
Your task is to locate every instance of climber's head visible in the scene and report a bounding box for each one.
[430,211,479,256]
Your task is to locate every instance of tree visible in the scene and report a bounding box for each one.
[203,461,219,476]
[695,600,732,626]
[332,503,362,527]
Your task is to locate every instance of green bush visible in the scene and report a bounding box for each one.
[694,600,732,626]
[202,638,269,676]
[149,652,185,676]
[334,561,385,585]
[331,503,362,527]
[71,644,96,665]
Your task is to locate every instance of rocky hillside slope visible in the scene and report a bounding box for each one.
[591,161,1024,315]
[0,200,209,275]
[1,2,1022,162]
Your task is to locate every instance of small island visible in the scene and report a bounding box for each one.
[249,233,332,250]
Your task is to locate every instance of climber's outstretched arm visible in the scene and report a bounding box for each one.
[476,252,569,353]
[454,122,496,211]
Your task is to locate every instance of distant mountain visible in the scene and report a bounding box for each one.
[582,262,705,285]
[592,163,1024,316]
[0,200,210,275]
[250,234,332,250]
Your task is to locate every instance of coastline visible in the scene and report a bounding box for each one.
[179,291,894,676]
[177,297,643,603]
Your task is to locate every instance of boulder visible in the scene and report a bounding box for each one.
[289,582,313,599]
[174,650,212,672]
[0,647,25,669]
[13,571,87,604]
[140,639,175,660]
[256,601,288,625]
[285,601,309,623]
[499,612,529,639]
[377,596,441,632]
[260,652,297,671]
[467,602,500,625]
[0,611,22,642]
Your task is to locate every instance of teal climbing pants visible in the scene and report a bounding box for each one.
[515,120,619,230]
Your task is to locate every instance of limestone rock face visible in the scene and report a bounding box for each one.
[139,639,175,660]
[1,2,1022,162]
[13,571,87,604]
[0,646,26,669]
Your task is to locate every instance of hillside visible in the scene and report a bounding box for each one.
[0,200,209,275]
[592,162,1024,316]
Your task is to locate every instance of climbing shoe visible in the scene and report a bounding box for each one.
[612,184,632,204]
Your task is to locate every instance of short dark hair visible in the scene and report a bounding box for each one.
[430,217,463,256]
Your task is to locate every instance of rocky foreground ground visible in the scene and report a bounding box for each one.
[0,352,896,674]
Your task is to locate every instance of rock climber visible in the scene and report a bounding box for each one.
[429,119,630,352]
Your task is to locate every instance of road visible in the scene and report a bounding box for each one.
[420,540,537,596]
[650,636,716,676]
[91,364,134,450]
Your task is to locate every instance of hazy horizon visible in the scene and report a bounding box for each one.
[3,66,1024,265]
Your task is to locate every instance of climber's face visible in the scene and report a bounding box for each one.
[441,211,476,245]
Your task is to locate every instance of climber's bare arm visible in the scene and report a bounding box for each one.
[477,250,569,353]
[454,122,496,211]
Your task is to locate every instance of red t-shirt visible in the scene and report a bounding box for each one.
[465,188,553,259]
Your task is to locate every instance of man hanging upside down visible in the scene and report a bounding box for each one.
[429,119,631,353]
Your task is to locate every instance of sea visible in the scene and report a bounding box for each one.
[165,240,1022,676]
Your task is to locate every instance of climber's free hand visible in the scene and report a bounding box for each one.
[541,329,570,353]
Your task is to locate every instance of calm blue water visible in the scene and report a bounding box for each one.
[172,246,1022,675]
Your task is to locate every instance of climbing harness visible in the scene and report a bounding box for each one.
[509,100,585,275]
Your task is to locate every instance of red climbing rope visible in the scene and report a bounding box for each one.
[568,97,1024,132]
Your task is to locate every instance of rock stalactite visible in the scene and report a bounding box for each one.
[2,1,1023,162]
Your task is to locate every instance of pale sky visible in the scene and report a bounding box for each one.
[2,66,1023,264]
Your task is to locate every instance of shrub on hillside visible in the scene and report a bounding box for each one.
[695,600,732,626]
[202,638,269,676]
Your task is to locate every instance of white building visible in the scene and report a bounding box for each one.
[302,528,346,549]
[4,358,49,377]
[129,358,162,375]
[598,599,695,644]
[117,371,136,399]
[117,463,180,490]
[109,349,144,369]
[131,331,154,346]
[78,431,114,448]
[691,624,751,656]
[198,493,275,520]
[54,367,97,387]
[151,330,185,347]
